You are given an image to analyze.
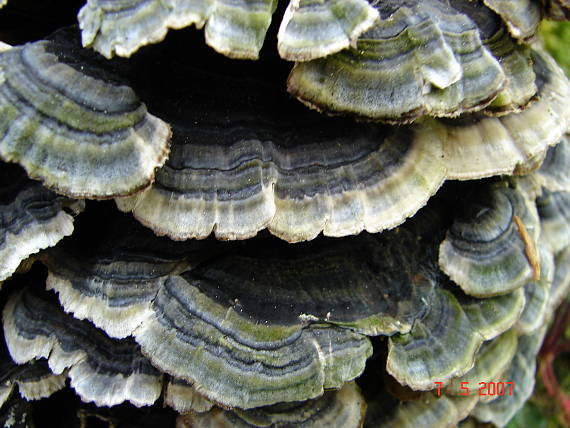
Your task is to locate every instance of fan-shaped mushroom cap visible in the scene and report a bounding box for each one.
[0,34,171,198]
[114,55,449,242]
[3,287,163,408]
[516,246,554,334]
[482,0,540,41]
[46,229,434,339]
[472,326,547,427]
[439,183,539,297]
[537,189,570,254]
[116,119,446,243]
[0,162,84,282]
[116,47,568,243]
[288,0,511,122]
[136,301,370,409]
[277,0,379,61]
[42,214,204,339]
[438,50,570,180]
[177,382,366,428]
[0,334,67,406]
[43,223,455,408]
[78,0,277,59]
[446,330,518,401]
[387,285,524,390]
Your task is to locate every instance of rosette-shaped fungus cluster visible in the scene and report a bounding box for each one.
[0,0,569,427]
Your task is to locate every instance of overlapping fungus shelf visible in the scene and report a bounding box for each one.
[0,1,569,427]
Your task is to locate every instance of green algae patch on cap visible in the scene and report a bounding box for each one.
[288,0,507,123]
[79,0,277,59]
[277,0,379,61]
[0,36,171,198]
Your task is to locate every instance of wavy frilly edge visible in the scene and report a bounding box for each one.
[79,0,277,59]
[287,0,508,123]
[0,163,84,282]
[118,48,570,243]
[277,0,379,61]
[438,182,540,297]
[177,382,366,428]
[0,36,171,198]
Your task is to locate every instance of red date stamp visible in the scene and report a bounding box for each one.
[434,381,515,397]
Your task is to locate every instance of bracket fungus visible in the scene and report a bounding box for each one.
[537,189,570,254]
[387,284,525,390]
[287,0,546,122]
[79,0,278,59]
[177,382,366,428]
[516,246,554,335]
[0,33,171,198]
[277,0,378,61]
[116,45,570,243]
[0,1,568,427]
[0,162,84,282]
[438,183,540,297]
[3,287,164,408]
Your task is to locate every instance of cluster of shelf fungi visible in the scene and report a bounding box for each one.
[0,0,570,426]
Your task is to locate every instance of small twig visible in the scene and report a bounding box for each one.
[514,215,540,281]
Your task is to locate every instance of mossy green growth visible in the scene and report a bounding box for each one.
[540,21,570,77]
[505,402,549,428]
